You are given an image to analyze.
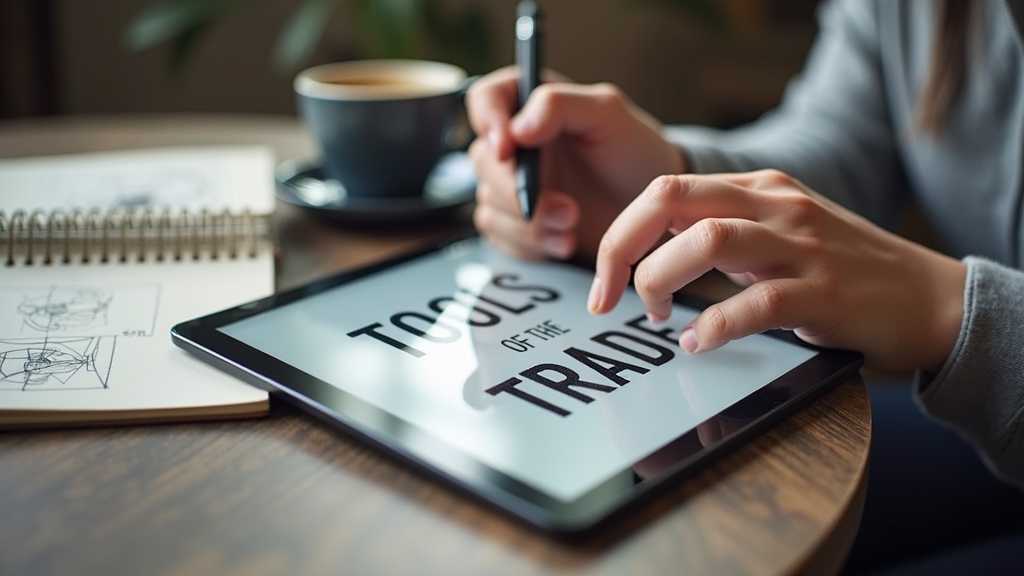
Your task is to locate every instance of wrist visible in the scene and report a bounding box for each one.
[922,255,967,374]
[676,146,690,174]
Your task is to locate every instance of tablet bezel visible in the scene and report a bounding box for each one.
[171,236,863,537]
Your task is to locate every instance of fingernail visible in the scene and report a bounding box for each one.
[511,113,536,135]
[542,234,572,259]
[542,204,574,230]
[587,276,603,313]
[647,311,668,324]
[680,327,699,354]
[488,129,501,152]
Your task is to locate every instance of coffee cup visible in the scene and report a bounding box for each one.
[294,59,472,201]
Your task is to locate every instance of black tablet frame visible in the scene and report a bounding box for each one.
[172,235,863,538]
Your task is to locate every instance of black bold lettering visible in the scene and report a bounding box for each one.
[475,293,534,314]
[519,363,616,403]
[428,296,501,327]
[462,289,536,315]
[625,315,677,345]
[525,320,568,340]
[347,323,426,358]
[562,346,649,386]
[592,330,675,366]
[486,377,571,417]
[491,274,560,302]
[391,312,462,343]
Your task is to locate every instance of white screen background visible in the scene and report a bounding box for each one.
[221,240,816,501]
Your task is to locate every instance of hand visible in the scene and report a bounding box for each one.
[466,66,684,261]
[588,170,967,374]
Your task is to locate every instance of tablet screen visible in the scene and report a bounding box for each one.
[218,238,818,503]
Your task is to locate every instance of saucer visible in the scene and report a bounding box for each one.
[276,152,476,226]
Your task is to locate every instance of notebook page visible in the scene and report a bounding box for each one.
[0,255,272,419]
[0,146,276,214]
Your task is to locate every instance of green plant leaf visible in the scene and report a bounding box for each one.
[381,0,421,29]
[458,8,492,74]
[423,1,491,73]
[124,0,232,51]
[122,0,730,80]
[353,0,425,58]
[272,0,342,73]
[166,25,209,77]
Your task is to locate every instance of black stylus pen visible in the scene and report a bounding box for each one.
[515,1,542,221]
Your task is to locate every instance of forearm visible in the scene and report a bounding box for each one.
[666,120,905,227]
[665,0,911,229]
[915,257,1024,490]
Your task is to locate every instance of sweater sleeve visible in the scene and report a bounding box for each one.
[664,0,910,229]
[914,257,1024,489]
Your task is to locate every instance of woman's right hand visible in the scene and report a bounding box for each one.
[588,170,967,374]
[466,66,685,261]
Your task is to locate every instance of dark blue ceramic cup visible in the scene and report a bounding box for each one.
[294,60,471,201]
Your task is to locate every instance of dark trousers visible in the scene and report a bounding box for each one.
[841,379,1024,576]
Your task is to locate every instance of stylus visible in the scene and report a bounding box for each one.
[515,1,542,222]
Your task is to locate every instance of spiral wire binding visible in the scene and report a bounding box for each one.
[1,208,269,267]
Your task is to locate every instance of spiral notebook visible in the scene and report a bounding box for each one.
[0,146,275,428]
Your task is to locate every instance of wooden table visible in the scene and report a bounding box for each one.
[0,115,871,576]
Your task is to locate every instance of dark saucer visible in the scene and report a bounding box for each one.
[276,152,476,226]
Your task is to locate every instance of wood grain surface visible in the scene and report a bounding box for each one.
[0,116,872,576]
[0,376,869,576]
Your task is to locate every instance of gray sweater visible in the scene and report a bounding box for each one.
[665,0,1024,488]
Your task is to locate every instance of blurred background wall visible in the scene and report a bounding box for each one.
[0,0,821,128]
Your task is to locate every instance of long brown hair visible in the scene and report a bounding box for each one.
[916,0,973,135]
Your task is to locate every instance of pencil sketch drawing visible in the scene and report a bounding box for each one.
[1,284,160,339]
[34,163,226,212]
[0,336,115,391]
[0,283,160,392]
[18,286,111,332]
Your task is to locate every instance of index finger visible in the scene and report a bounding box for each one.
[466,66,521,160]
[589,174,763,315]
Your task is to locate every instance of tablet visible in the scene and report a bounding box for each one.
[172,235,862,536]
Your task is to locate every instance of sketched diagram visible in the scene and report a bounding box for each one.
[18,287,111,332]
[0,337,115,391]
[36,166,223,211]
[0,284,160,392]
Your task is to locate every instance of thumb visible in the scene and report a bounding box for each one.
[511,82,629,148]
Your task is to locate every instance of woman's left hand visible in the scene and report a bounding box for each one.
[587,169,967,374]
